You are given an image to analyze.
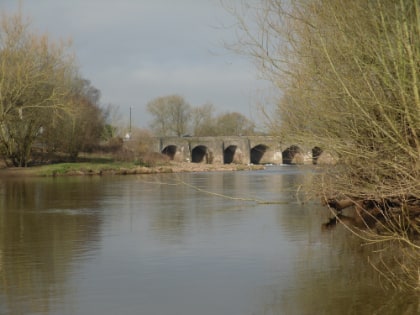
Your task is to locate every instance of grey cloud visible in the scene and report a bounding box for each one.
[1,0,270,127]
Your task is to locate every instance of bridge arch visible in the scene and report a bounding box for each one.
[154,136,328,165]
[312,146,322,165]
[223,145,244,164]
[162,145,177,160]
[250,144,269,164]
[282,145,304,164]
[224,145,237,164]
[192,145,213,163]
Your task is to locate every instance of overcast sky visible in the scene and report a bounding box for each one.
[1,0,271,129]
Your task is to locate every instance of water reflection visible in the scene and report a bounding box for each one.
[257,219,420,315]
[0,177,103,315]
[0,167,417,315]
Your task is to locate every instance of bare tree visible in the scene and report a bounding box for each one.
[228,0,420,291]
[102,103,123,140]
[191,103,256,136]
[41,79,106,160]
[0,11,77,166]
[214,111,255,136]
[147,94,191,136]
[191,103,216,136]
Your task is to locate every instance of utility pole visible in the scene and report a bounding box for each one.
[129,106,132,135]
[125,106,133,140]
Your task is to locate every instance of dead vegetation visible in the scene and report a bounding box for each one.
[227,0,420,292]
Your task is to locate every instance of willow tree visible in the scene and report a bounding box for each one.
[229,0,420,291]
[0,11,76,166]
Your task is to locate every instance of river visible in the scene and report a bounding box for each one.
[0,165,417,315]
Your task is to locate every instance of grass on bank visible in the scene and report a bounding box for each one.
[0,161,159,177]
[0,152,174,177]
[36,161,140,176]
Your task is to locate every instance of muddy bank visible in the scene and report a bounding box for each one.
[0,162,265,177]
[93,162,265,176]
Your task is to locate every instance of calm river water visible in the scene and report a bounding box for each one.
[0,166,417,315]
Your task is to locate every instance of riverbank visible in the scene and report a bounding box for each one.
[0,161,265,177]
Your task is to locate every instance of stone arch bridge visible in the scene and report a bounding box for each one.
[149,136,327,165]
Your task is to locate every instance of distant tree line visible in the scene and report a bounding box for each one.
[146,94,257,137]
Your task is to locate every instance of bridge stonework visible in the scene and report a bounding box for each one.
[151,136,324,165]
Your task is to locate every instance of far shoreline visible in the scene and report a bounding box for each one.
[0,161,266,177]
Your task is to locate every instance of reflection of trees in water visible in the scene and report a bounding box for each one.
[0,178,103,315]
[254,217,418,315]
[249,169,418,314]
[256,285,418,315]
[136,169,419,314]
